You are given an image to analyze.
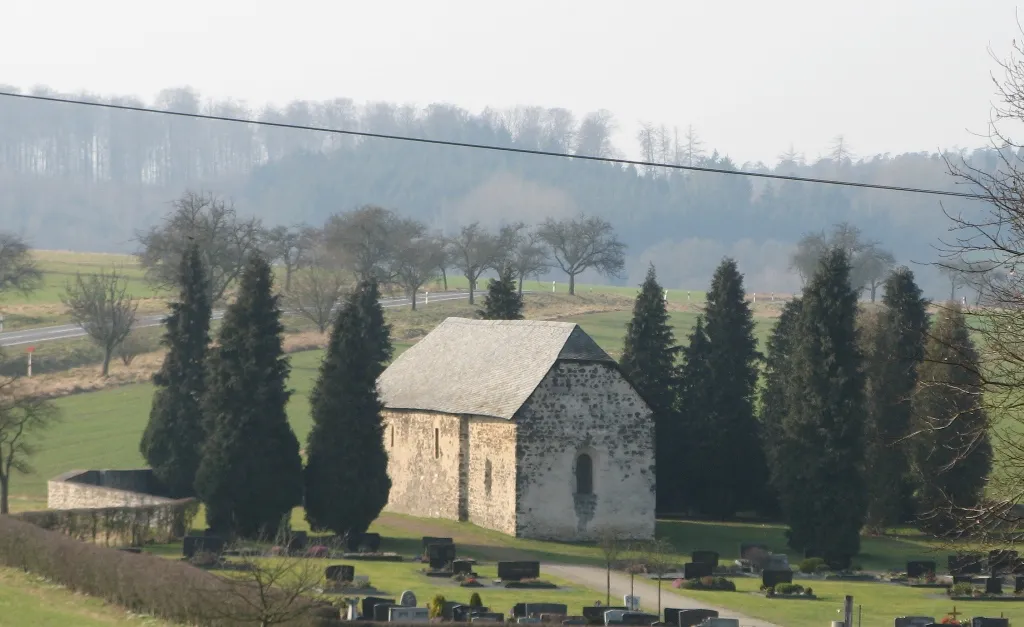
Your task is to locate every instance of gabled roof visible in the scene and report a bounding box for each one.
[377,317,615,420]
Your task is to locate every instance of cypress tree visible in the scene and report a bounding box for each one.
[777,248,866,562]
[910,303,992,535]
[619,265,680,513]
[699,258,766,517]
[675,316,713,514]
[195,254,303,538]
[304,279,394,536]
[863,267,929,531]
[478,268,524,320]
[140,243,211,498]
[759,297,802,517]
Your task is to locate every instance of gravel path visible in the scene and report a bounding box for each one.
[543,564,783,627]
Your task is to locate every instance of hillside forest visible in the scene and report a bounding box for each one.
[0,83,1009,297]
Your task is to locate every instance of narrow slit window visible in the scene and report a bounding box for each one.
[390,425,394,448]
[576,453,593,495]
[434,428,440,459]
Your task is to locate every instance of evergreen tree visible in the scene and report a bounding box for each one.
[863,267,929,531]
[304,279,394,536]
[759,297,802,517]
[478,268,524,320]
[194,254,303,538]
[776,248,866,562]
[910,303,992,535]
[619,265,680,512]
[140,243,211,498]
[699,258,767,517]
[675,316,713,514]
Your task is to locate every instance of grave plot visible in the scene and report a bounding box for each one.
[341,532,402,561]
[498,561,557,589]
[947,574,1024,601]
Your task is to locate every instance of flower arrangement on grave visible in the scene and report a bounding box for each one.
[460,576,482,588]
[306,545,329,558]
[681,576,736,592]
[671,578,684,589]
[764,583,814,597]
[924,571,937,584]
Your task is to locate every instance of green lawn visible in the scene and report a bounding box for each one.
[0,566,172,627]
[1,250,162,306]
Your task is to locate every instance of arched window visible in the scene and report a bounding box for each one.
[576,453,593,495]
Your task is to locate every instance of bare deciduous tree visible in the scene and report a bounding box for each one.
[264,223,315,292]
[0,389,60,514]
[136,191,263,304]
[285,245,348,333]
[789,222,895,299]
[61,268,139,376]
[394,236,444,310]
[536,215,626,295]
[447,223,500,304]
[507,229,550,294]
[642,538,676,617]
[596,527,625,607]
[0,233,43,296]
[116,330,147,366]
[324,205,413,283]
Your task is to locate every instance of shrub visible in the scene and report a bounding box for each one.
[798,557,826,574]
[469,592,483,607]
[774,583,805,595]
[429,594,447,619]
[682,576,735,591]
[949,582,974,597]
[671,578,684,589]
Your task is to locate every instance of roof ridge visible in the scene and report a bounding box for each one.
[443,317,578,328]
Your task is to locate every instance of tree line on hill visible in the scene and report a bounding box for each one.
[0,83,1012,298]
[621,254,992,564]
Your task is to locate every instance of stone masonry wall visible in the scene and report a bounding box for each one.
[514,362,656,541]
[382,409,463,520]
[466,417,518,535]
[47,470,175,510]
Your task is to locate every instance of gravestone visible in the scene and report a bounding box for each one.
[360,596,395,619]
[519,619,542,624]
[953,575,973,585]
[441,601,461,621]
[540,613,567,623]
[620,612,658,625]
[427,543,457,570]
[1016,576,1024,593]
[400,590,417,607]
[564,619,588,625]
[906,561,937,578]
[739,543,768,560]
[623,596,640,611]
[764,553,790,571]
[286,531,308,553]
[373,603,396,622]
[325,564,355,582]
[690,550,719,566]
[451,605,471,622]
[682,561,712,580]
[390,606,430,622]
[603,609,628,625]
[453,559,474,574]
[989,550,1018,575]
[662,609,686,626]
[949,553,985,575]
[895,618,936,627]
[345,600,359,621]
[526,603,568,617]
[472,614,504,623]
[584,606,627,624]
[182,535,226,559]
[513,603,528,618]
[677,609,719,627]
[346,532,382,552]
[499,560,542,581]
[762,569,793,589]
[985,576,1003,595]
[972,619,1010,627]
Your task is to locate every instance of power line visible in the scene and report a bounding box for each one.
[0,90,991,201]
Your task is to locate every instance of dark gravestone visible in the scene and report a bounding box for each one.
[762,569,793,589]
[985,577,1003,595]
[895,618,936,627]
[360,597,394,619]
[345,532,382,552]
[286,531,308,553]
[441,601,461,621]
[677,609,719,627]
[989,550,1018,575]
[182,535,226,559]
[949,553,985,575]
[583,606,627,625]
[662,609,684,626]
[690,550,719,566]
[499,560,541,581]
[451,605,472,622]
[427,543,457,570]
[453,559,474,575]
[1012,558,1024,575]
[682,562,712,580]
[325,564,354,582]
[526,603,568,617]
[739,543,769,560]
[972,619,1010,627]
[474,612,505,622]
[372,603,396,622]
[620,612,658,625]
[906,561,937,578]
[423,536,454,551]
[1016,576,1024,593]
[953,575,974,585]
[513,603,527,618]
[563,619,589,626]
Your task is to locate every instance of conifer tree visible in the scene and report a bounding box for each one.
[863,267,929,531]
[304,279,393,536]
[619,265,680,512]
[195,254,303,537]
[140,243,211,498]
[910,303,992,535]
[675,316,713,513]
[699,258,766,517]
[777,248,866,562]
[759,297,802,517]
[478,268,524,320]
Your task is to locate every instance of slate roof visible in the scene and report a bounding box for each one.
[377,317,615,420]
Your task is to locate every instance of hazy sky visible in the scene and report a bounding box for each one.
[3,0,1022,165]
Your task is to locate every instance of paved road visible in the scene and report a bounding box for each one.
[544,564,782,627]
[0,291,473,348]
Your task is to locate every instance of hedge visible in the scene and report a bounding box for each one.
[0,515,320,626]
[13,498,199,546]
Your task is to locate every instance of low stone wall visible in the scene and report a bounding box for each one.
[47,469,174,510]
